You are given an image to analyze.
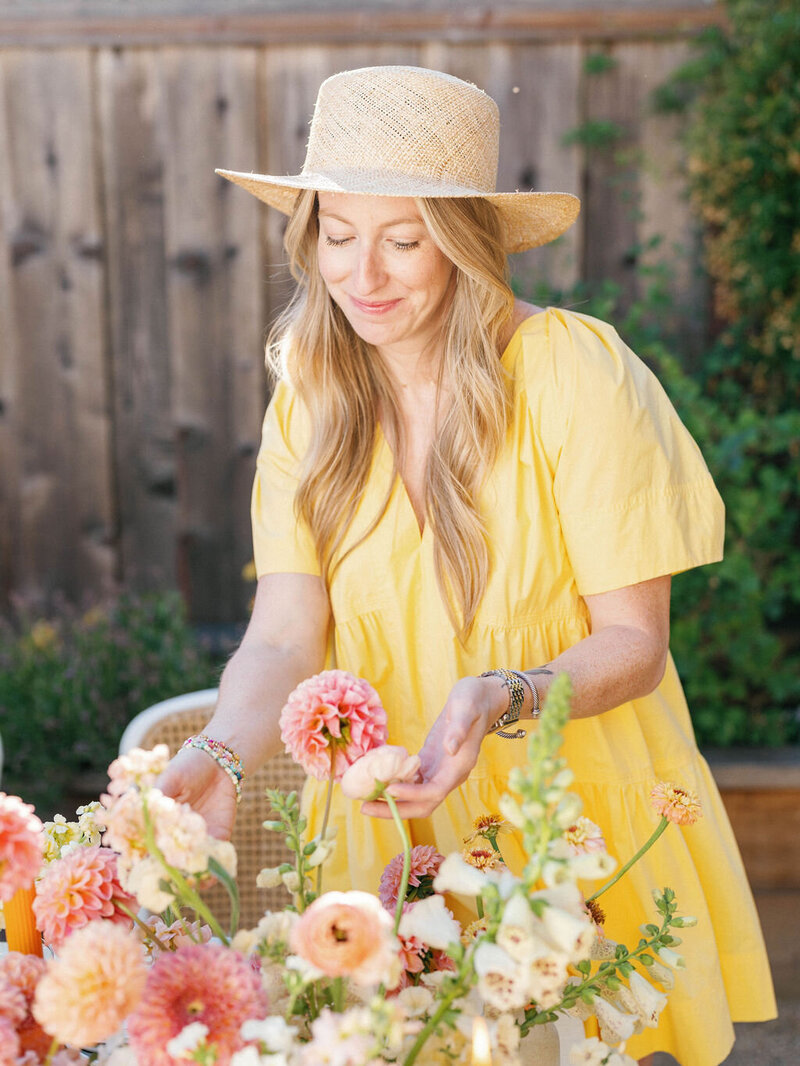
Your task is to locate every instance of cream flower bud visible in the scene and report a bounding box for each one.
[656,946,686,969]
[540,904,595,961]
[497,794,526,828]
[553,794,584,828]
[569,849,617,880]
[433,853,489,897]
[281,870,302,892]
[124,855,176,912]
[256,865,285,889]
[645,958,675,989]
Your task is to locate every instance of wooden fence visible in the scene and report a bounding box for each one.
[0,3,722,623]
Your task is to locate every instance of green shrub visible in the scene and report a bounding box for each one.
[0,592,226,814]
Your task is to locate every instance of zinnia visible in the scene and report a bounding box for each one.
[0,793,43,902]
[279,670,387,780]
[33,921,147,1047]
[128,943,267,1066]
[649,781,703,826]
[33,845,136,948]
[290,890,401,988]
[378,844,444,909]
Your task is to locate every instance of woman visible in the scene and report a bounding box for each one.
[161,66,775,1064]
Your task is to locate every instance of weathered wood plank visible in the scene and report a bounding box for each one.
[158,47,265,622]
[98,48,177,594]
[0,4,727,48]
[0,48,114,611]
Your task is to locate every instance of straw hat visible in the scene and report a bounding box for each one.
[216,66,579,254]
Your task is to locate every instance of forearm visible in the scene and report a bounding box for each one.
[201,638,322,775]
[521,623,668,722]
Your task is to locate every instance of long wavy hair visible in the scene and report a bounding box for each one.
[267,189,515,636]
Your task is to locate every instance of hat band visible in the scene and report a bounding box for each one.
[297,166,496,199]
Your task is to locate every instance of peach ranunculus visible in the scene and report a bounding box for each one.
[649,782,703,826]
[0,793,44,902]
[340,745,421,801]
[32,921,148,1048]
[33,845,136,948]
[290,890,401,988]
[279,670,388,781]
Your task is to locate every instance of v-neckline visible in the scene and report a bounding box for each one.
[375,309,549,542]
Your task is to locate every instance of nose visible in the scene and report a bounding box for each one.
[352,243,386,295]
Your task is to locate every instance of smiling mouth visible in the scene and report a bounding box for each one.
[349,297,401,314]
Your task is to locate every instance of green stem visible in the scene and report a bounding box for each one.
[384,793,411,937]
[114,899,172,953]
[402,986,462,1066]
[43,1038,60,1066]
[316,747,337,896]
[587,817,669,902]
[332,976,345,1012]
[476,896,484,920]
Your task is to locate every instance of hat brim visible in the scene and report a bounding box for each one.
[216,168,579,254]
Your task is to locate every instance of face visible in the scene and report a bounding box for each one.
[315,193,455,365]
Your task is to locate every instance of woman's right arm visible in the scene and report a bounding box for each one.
[157,572,330,838]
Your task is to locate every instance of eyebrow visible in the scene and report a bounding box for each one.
[318,211,424,228]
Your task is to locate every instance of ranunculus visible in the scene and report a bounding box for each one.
[290,891,401,988]
[279,670,388,781]
[340,745,420,801]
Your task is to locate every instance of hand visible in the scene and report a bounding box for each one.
[156,748,238,840]
[360,676,504,821]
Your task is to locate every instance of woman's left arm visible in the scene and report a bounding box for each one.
[365,574,671,820]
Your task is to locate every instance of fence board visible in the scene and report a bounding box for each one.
[159,47,265,622]
[0,49,113,610]
[98,48,177,594]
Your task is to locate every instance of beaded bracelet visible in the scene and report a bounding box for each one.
[182,734,245,805]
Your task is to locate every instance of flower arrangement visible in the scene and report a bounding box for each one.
[0,672,702,1066]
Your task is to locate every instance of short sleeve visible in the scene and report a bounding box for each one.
[251,380,321,577]
[535,308,724,596]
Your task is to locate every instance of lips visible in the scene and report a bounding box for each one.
[349,296,401,315]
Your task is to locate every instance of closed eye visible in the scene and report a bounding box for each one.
[324,235,351,247]
[392,241,419,252]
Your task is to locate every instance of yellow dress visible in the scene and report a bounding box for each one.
[252,308,776,1065]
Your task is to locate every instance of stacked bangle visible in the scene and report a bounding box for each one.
[480,667,541,739]
[182,734,245,804]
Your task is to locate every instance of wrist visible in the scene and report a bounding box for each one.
[479,669,528,739]
[181,734,245,804]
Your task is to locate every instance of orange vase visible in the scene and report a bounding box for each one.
[3,884,43,956]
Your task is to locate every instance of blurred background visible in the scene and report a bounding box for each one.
[0,2,797,1057]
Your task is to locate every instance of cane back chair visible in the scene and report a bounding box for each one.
[119,690,305,929]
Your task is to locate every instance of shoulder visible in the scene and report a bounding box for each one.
[260,376,311,462]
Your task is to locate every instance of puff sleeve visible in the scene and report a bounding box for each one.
[250,380,321,577]
[535,309,725,596]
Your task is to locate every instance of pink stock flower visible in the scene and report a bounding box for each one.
[379,845,445,909]
[279,670,388,781]
[0,954,50,1058]
[290,890,401,988]
[127,943,268,1066]
[340,745,421,801]
[33,845,136,948]
[33,922,147,1048]
[650,782,703,826]
[0,793,43,902]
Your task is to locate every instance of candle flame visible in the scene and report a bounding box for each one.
[471,1016,492,1065]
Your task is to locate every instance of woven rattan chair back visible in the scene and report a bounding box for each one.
[119,691,305,929]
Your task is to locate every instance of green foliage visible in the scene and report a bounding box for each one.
[662,0,800,414]
[561,119,626,150]
[0,592,225,814]
[584,52,618,76]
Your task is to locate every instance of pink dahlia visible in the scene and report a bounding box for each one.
[33,845,136,948]
[0,793,43,902]
[279,670,387,780]
[33,921,147,1048]
[127,943,268,1066]
[379,845,444,910]
[0,954,50,1058]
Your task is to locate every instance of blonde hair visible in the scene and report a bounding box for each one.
[268,190,514,636]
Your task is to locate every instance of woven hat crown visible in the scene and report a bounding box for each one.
[302,66,500,196]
